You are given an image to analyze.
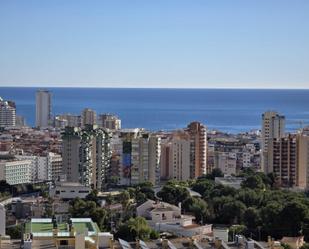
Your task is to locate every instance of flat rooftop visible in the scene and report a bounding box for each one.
[25,218,100,237]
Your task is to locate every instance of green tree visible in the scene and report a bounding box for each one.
[119,190,131,209]
[191,179,215,196]
[69,198,109,231]
[206,168,224,180]
[6,225,22,239]
[278,201,309,237]
[157,184,190,206]
[241,175,265,189]
[116,217,153,241]
[219,200,246,224]
[189,198,210,224]
[243,207,260,230]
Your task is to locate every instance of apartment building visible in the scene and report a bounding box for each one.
[186,122,208,177]
[268,134,297,187]
[262,111,285,173]
[36,90,52,128]
[0,97,16,128]
[81,108,96,127]
[97,114,121,130]
[62,125,111,190]
[118,129,161,185]
[0,159,32,185]
[160,131,190,181]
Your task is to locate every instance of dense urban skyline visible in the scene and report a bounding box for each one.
[0,0,309,89]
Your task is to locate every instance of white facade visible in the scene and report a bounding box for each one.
[16,155,48,182]
[47,152,62,181]
[36,90,51,128]
[137,200,212,237]
[14,153,61,183]
[0,98,16,128]
[49,182,91,199]
[148,136,161,186]
[0,204,5,236]
[0,160,32,185]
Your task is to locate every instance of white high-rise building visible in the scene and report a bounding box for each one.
[0,97,16,128]
[261,111,285,173]
[36,90,51,128]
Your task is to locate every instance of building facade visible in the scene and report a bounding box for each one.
[0,97,16,128]
[118,129,161,186]
[268,134,297,187]
[62,125,112,190]
[187,122,207,177]
[0,204,5,236]
[0,159,32,185]
[98,114,121,130]
[297,128,309,189]
[160,132,190,181]
[81,108,96,127]
[261,111,285,173]
[36,90,52,128]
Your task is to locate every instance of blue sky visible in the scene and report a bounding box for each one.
[0,0,308,88]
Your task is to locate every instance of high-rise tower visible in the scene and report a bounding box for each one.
[36,90,51,128]
[261,111,285,173]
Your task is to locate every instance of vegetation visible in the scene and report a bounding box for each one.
[6,225,22,239]
[116,217,158,241]
[0,180,49,197]
[157,169,309,241]
[66,169,309,241]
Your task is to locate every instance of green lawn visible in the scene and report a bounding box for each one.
[25,220,99,235]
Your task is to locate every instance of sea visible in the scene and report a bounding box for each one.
[1,87,309,134]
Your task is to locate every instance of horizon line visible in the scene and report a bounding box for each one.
[1,84,309,90]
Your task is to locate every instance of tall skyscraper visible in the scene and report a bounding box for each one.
[187,122,208,178]
[268,134,297,187]
[62,125,112,190]
[261,111,285,173]
[36,90,51,128]
[297,127,309,189]
[81,108,96,127]
[0,97,16,128]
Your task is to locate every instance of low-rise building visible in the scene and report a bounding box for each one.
[0,159,32,185]
[23,218,112,249]
[215,176,245,189]
[137,200,212,237]
[49,181,91,199]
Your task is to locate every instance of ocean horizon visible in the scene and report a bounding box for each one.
[1,87,309,133]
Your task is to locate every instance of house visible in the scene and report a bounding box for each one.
[137,200,212,237]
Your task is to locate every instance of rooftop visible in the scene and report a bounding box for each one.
[25,218,100,237]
